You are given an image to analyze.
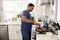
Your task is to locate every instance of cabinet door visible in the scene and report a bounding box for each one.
[8,24,21,40]
[0,25,8,40]
[57,0,60,21]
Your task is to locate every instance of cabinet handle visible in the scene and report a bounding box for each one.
[16,30,20,34]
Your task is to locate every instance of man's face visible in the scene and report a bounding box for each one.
[28,6,34,12]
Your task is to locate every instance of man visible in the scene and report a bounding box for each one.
[21,3,38,40]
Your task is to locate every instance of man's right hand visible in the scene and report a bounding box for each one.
[32,21,40,27]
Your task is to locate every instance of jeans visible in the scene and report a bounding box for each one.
[21,31,31,40]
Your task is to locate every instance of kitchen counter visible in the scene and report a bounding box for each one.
[31,25,60,40]
[0,22,22,40]
[36,33,60,40]
[0,22,21,25]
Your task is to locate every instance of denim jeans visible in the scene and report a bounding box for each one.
[21,31,31,40]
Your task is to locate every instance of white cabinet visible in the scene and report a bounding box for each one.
[0,22,22,40]
[8,24,22,40]
[58,30,60,38]
[57,0,60,22]
[36,34,60,40]
[40,0,51,5]
[40,0,49,3]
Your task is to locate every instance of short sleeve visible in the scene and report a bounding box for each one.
[22,11,27,17]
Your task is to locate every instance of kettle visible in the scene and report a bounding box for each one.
[43,22,48,28]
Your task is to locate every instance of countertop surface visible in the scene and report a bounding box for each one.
[36,33,60,40]
[0,22,21,25]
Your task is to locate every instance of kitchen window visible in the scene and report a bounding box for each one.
[2,0,35,22]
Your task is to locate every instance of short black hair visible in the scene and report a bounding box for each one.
[28,3,35,7]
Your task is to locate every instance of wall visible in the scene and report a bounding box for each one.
[0,0,51,22]
[34,0,43,22]
[0,0,2,22]
[0,0,36,22]
[57,0,60,22]
[34,0,50,22]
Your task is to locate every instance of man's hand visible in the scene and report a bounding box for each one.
[22,15,40,27]
[32,21,40,27]
[32,21,37,25]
